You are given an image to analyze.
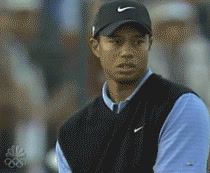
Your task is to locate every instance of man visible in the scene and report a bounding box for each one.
[56,0,210,173]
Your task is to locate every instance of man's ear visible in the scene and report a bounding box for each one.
[148,36,153,50]
[89,37,100,58]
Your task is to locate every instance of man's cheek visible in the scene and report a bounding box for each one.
[103,44,117,51]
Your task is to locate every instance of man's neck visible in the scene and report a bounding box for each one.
[107,79,139,103]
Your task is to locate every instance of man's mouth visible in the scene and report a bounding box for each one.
[117,63,135,68]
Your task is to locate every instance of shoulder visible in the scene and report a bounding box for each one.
[155,74,191,91]
[58,96,102,138]
[172,93,209,119]
[149,74,196,102]
[161,93,210,137]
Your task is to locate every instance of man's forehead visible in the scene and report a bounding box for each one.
[110,23,147,37]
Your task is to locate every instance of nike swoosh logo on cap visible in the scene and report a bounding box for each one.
[117,6,136,12]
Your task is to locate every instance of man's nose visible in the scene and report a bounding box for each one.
[120,42,134,58]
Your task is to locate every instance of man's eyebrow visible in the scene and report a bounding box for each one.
[104,36,121,41]
[134,34,147,38]
[108,34,146,38]
[107,35,121,38]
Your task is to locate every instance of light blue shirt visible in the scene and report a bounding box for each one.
[56,69,210,173]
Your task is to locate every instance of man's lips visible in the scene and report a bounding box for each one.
[117,63,136,68]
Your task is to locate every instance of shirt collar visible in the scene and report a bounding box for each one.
[102,68,153,110]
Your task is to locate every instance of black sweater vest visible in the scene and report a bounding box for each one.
[58,74,195,173]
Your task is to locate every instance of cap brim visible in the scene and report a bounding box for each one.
[98,20,151,37]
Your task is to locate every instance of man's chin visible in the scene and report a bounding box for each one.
[116,77,139,85]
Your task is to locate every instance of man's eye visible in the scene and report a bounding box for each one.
[114,39,121,44]
[135,39,144,45]
[108,38,121,44]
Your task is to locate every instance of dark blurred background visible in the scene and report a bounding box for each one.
[0,0,209,172]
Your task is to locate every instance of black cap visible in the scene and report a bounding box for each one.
[92,0,152,38]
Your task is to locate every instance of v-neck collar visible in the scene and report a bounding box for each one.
[102,69,153,114]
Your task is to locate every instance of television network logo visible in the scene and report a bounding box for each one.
[4,145,26,168]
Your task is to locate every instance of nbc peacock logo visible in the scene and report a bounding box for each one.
[4,145,26,168]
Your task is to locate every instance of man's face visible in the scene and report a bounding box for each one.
[90,24,152,84]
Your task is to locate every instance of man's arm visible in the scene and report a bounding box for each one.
[56,141,72,173]
[153,93,210,173]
